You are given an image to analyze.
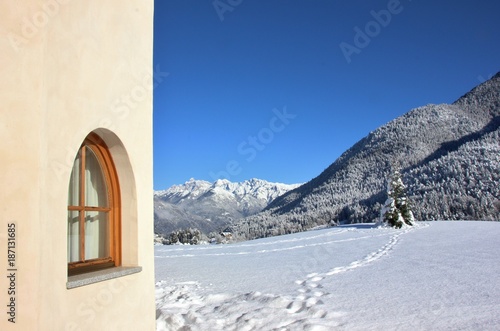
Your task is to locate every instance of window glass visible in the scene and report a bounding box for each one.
[67,210,80,263]
[68,150,81,207]
[84,211,109,259]
[67,134,118,275]
[85,147,108,208]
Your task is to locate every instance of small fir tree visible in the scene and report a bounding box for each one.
[380,167,414,228]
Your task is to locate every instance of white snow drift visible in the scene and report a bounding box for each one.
[155,221,500,330]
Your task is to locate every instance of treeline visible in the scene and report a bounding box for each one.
[407,128,500,221]
[157,227,239,245]
[228,126,499,241]
[228,74,500,240]
[160,228,204,245]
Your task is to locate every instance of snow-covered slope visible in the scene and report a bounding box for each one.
[229,72,500,240]
[154,178,300,235]
[155,221,500,330]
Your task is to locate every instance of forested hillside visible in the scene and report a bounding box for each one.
[229,73,500,240]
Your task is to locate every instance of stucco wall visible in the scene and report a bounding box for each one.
[0,1,155,330]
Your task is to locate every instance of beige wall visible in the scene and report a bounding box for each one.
[0,0,155,330]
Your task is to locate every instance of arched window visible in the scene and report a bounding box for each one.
[67,133,121,276]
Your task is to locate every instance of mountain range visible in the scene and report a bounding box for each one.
[154,178,300,235]
[228,72,500,240]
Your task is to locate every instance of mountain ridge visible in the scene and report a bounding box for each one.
[228,72,500,240]
[154,178,300,235]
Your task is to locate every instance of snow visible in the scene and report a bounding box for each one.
[155,221,500,330]
[154,178,301,204]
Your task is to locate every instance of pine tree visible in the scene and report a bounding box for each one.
[380,167,414,228]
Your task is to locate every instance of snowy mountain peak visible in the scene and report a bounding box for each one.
[154,179,301,235]
[214,178,231,186]
[156,178,300,203]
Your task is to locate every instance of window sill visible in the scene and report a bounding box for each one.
[67,266,142,289]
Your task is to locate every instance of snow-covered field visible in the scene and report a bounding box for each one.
[155,221,500,330]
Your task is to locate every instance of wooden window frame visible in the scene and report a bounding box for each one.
[68,133,121,276]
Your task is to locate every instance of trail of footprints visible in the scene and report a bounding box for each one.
[297,226,415,289]
[286,226,420,325]
[156,226,424,330]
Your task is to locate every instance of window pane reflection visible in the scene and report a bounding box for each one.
[68,150,81,206]
[85,147,108,208]
[85,211,109,260]
[67,211,80,263]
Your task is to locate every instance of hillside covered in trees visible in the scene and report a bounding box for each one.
[228,73,500,240]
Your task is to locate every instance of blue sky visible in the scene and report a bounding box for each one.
[153,0,500,190]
